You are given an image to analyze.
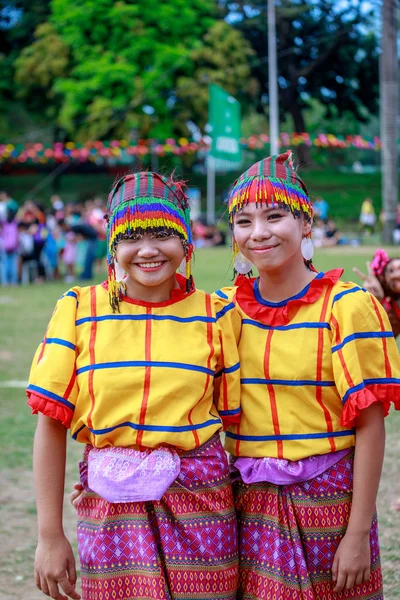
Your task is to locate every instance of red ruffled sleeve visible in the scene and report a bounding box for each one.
[27,392,73,428]
[340,384,397,428]
[331,284,400,426]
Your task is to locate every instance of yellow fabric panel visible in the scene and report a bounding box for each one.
[221,278,400,461]
[330,284,399,406]
[28,283,241,452]
[212,289,242,417]
[28,289,80,409]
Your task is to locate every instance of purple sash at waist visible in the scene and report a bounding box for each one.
[231,448,351,485]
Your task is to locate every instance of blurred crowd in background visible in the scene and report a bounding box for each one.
[2,188,400,287]
[0,190,228,286]
[0,190,107,286]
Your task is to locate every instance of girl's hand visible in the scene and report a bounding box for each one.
[352,262,385,300]
[70,483,84,509]
[35,535,81,600]
[331,531,371,592]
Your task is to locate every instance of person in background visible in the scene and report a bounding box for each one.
[359,197,377,235]
[324,217,341,246]
[0,207,19,286]
[313,196,329,222]
[353,249,400,338]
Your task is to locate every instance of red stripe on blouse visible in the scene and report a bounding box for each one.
[86,287,98,444]
[264,329,283,458]
[370,295,392,379]
[316,287,336,452]
[187,294,215,448]
[331,314,355,390]
[136,307,152,449]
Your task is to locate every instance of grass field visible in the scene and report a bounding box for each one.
[0,246,399,599]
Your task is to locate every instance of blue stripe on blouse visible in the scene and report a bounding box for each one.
[76,314,216,326]
[241,378,335,387]
[242,319,331,331]
[73,418,221,437]
[342,377,400,403]
[27,384,75,411]
[225,429,355,442]
[332,286,366,306]
[214,289,229,300]
[332,331,393,353]
[43,338,76,351]
[76,361,215,376]
[215,302,235,320]
[219,407,241,416]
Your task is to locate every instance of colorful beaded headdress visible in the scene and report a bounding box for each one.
[227,149,314,271]
[106,171,193,312]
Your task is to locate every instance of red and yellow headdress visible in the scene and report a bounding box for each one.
[227,150,314,271]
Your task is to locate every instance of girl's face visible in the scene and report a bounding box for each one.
[115,233,185,290]
[385,259,400,295]
[233,204,311,274]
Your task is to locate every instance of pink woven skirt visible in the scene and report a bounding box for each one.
[234,451,383,599]
[76,434,238,600]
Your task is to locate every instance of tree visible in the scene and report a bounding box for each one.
[0,0,52,140]
[380,0,398,243]
[224,0,380,164]
[13,0,255,142]
[175,20,258,133]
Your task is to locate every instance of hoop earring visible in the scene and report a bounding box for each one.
[234,252,253,275]
[301,237,314,261]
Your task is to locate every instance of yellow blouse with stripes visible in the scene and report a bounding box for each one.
[214,270,400,461]
[27,278,240,451]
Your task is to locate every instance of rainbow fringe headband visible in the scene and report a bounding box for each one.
[106,172,193,312]
[228,176,312,224]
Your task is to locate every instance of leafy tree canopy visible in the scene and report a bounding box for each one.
[13,0,255,141]
[224,0,379,161]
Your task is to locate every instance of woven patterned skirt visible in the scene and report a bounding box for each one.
[234,452,383,600]
[76,434,238,600]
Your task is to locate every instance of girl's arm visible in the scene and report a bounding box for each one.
[34,414,80,600]
[332,402,385,592]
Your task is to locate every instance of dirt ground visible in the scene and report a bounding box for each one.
[1,436,399,600]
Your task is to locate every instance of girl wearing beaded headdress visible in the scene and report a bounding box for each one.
[213,150,400,599]
[27,171,241,600]
[353,248,400,338]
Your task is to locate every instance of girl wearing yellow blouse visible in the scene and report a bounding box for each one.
[27,172,240,600]
[215,151,400,599]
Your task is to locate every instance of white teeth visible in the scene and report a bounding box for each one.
[138,262,163,268]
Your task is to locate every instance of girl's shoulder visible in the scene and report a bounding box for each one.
[329,277,392,332]
[330,278,370,312]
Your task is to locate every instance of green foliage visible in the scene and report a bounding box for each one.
[175,21,258,133]
[7,0,256,141]
[225,0,379,149]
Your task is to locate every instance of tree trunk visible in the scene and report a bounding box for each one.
[287,101,312,167]
[380,0,398,244]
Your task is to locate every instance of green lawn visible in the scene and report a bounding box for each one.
[0,245,399,598]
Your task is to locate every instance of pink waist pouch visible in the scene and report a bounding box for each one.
[80,446,181,503]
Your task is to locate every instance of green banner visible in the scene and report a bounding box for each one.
[209,84,242,170]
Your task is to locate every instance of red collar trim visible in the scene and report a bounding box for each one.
[235,269,343,326]
[101,273,195,308]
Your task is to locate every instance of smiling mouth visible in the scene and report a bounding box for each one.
[251,245,279,252]
[135,261,165,270]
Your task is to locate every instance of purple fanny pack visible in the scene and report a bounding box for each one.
[82,446,181,503]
